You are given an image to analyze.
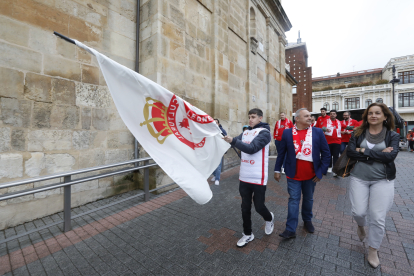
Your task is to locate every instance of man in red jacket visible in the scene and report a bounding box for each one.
[273,112,293,174]
[316,107,329,128]
[340,111,358,154]
[321,110,342,176]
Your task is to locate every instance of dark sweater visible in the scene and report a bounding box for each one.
[230,122,271,154]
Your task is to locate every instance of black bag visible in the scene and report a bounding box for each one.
[332,146,357,177]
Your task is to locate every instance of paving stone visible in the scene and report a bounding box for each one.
[3,155,414,275]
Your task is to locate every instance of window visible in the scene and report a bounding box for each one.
[323,102,330,110]
[332,102,339,110]
[344,81,351,84]
[398,92,414,107]
[345,97,360,109]
[292,85,297,94]
[365,99,372,107]
[398,71,414,84]
[376,98,383,103]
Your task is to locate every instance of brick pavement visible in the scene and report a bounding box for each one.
[1,152,414,275]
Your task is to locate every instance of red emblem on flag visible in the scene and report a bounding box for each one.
[140,96,213,150]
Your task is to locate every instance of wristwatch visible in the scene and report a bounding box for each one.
[359,148,362,153]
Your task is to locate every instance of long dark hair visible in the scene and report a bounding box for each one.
[354,103,395,137]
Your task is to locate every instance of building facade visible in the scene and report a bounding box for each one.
[312,69,382,91]
[383,55,414,129]
[312,55,414,129]
[312,68,388,112]
[0,0,294,230]
[286,38,312,111]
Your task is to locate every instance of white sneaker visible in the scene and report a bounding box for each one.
[237,233,254,247]
[215,180,219,185]
[265,212,274,235]
[328,168,332,173]
[333,173,337,177]
[281,168,285,174]
[211,176,215,181]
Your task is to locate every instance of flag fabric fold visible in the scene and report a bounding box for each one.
[75,40,230,204]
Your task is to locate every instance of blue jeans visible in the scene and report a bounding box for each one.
[286,178,316,232]
[340,142,348,154]
[213,157,223,181]
[274,140,286,168]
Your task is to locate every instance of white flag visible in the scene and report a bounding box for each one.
[75,41,230,204]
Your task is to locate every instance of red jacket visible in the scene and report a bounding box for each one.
[341,119,359,143]
[322,119,342,144]
[273,119,293,141]
[316,115,329,128]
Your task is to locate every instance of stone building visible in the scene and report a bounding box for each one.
[286,33,312,111]
[0,0,294,230]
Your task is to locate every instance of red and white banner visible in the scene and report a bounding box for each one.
[75,41,230,204]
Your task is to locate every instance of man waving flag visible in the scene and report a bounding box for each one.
[71,38,229,204]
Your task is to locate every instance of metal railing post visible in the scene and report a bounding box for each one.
[144,160,149,201]
[63,176,72,232]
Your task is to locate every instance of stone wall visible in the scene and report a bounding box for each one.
[0,0,139,230]
[0,0,292,230]
[142,0,292,162]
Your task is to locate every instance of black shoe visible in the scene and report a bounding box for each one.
[279,230,296,239]
[304,221,315,233]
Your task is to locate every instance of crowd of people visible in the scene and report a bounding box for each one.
[211,103,400,269]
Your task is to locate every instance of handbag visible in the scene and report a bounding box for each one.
[332,146,357,177]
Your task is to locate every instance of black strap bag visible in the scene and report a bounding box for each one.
[332,146,357,177]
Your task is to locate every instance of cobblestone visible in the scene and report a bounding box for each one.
[1,153,414,275]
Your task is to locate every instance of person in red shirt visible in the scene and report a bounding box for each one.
[321,110,342,176]
[273,112,293,174]
[315,107,329,128]
[274,108,330,238]
[311,116,317,127]
[407,130,414,152]
[340,111,358,154]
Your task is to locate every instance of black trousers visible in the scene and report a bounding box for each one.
[239,181,272,235]
[409,141,414,150]
[328,143,341,168]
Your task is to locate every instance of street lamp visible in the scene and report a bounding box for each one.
[390,65,400,129]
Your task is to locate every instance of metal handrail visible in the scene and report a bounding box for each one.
[0,163,157,201]
[0,157,153,190]
[0,157,170,238]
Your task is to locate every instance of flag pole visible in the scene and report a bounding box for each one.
[232,146,241,158]
[53,32,76,45]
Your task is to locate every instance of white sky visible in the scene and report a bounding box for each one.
[282,0,414,78]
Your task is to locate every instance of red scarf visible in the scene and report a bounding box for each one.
[292,124,313,162]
